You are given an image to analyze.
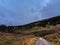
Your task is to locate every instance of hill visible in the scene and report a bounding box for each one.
[0,15,60,45]
[0,15,60,33]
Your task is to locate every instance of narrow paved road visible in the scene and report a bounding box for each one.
[35,37,53,45]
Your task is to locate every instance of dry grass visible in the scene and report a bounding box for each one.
[20,37,37,45]
[0,34,20,45]
[44,33,60,45]
[0,24,60,45]
[14,24,60,34]
[0,32,37,45]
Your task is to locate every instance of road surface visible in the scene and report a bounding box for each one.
[35,37,53,45]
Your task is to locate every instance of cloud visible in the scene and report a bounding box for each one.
[41,0,60,18]
[0,0,59,26]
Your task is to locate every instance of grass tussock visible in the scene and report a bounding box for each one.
[44,33,60,45]
[0,33,37,45]
[14,24,60,34]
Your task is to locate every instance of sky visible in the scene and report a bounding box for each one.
[0,0,60,26]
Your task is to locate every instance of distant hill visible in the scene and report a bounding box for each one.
[0,15,60,34]
[20,15,60,28]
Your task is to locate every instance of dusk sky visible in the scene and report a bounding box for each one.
[0,0,60,26]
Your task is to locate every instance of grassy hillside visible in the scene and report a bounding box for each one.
[0,15,60,45]
[0,16,60,33]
